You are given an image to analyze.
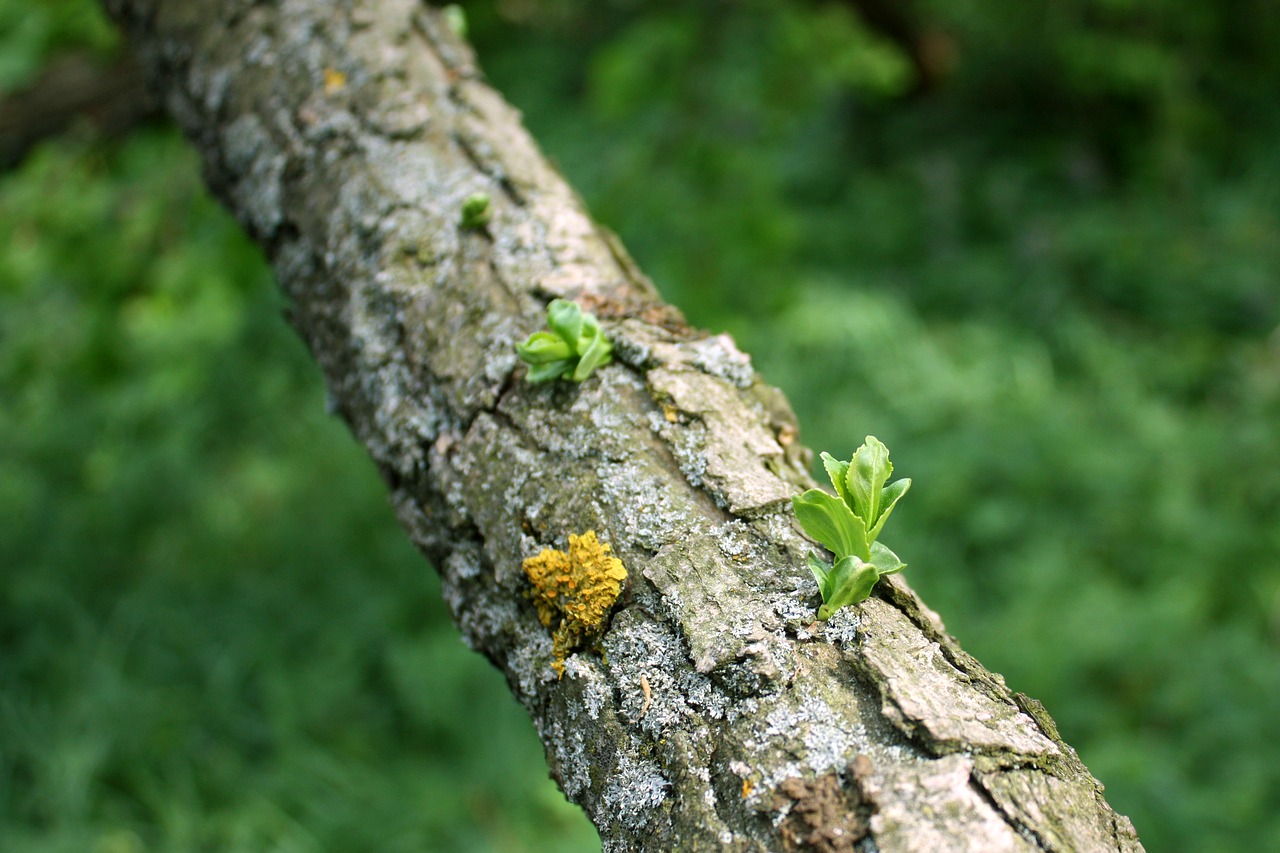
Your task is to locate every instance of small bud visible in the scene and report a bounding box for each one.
[442,4,467,39]
[460,192,492,229]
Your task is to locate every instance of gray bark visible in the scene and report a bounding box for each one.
[101,1,1144,850]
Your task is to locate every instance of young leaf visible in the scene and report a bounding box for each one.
[847,435,892,528]
[516,299,613,383]
[820,451,852,508]
[515,331,572,364]
[524,359,572,383]
[571,329,613,381]
[866,477,911,542]
[869,541,906,576]
[807,553,831,594]
[822,554,855,603]
[546,299,583,344]
[793,489,869,561]
[816,556,880,620]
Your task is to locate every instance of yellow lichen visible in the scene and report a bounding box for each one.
[322,67,347,94]
[523,530,627,676]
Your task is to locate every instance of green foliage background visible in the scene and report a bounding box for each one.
[3,1,1277,850]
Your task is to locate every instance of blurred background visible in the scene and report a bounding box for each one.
[2,0,1277,850]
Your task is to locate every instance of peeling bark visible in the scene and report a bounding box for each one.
[100,1,1144,850]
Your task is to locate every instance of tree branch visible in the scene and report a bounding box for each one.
[839,0,956,94]
[100,1,1143,850]
[0,53,158,170]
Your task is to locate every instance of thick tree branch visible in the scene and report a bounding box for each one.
[0,53,158,170]
[101,1,1143,850]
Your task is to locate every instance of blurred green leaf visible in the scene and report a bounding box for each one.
[545,298,582,345]
[514,331,571,364]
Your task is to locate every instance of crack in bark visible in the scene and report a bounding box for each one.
[968,772,1052,852]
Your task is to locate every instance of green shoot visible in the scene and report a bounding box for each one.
[515,299,613,383]
[460,192,492,229]
[793,436,911,619]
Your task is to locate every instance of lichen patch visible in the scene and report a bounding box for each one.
[524,530,628,675]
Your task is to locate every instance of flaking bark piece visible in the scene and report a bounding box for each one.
[773,772,872,853]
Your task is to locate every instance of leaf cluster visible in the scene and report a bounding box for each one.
[514,298,613,383]
[793,436,911,619]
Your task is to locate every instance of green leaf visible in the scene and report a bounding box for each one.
[820,451,852,508]
[524,359,572,383]
[867,477,911,541]
[816,556,879,619]
[807,553,831,592]
[579,312,602,347]
[571,330,613,381]
[515,331,572,364]
[793,489,869,561]
[823,554,856,600]
[848,435,892,529]
[869,541,906,576]
[546,299,583,345]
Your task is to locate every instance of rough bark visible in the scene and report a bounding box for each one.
[101,1,1144,850]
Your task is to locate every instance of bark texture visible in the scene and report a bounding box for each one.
[102,1,1145,850]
